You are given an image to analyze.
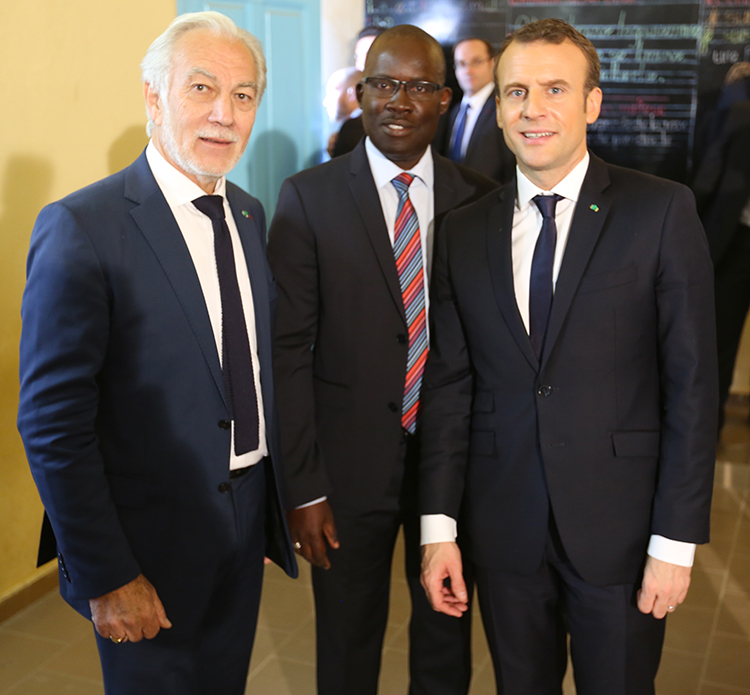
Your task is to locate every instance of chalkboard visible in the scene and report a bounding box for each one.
[365,0,750,183]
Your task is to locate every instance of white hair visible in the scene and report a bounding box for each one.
[141,11,267,136]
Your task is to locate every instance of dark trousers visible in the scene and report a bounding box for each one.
[715,224,750,430]
[312,433,473,695]
[475,525,665,695]
[95,463,267,695]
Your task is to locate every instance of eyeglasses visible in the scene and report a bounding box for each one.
[361,77,444,102]
[455,58,492,70]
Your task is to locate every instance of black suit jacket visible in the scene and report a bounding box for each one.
[692,100,750,264]
[18,151,297,617]
[268,141,497,512]
[438,92,515,185]
[332,115,365,158]
[419,154,717,586]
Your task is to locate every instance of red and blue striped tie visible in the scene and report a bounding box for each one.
[392,173,427,434]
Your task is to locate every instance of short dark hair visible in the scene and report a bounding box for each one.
[453,37,495,62]
[358,26,385,41]
[366,25,447,84]
[495,18,600,97]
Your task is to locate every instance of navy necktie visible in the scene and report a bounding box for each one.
[193,195,259,455]
[529,194,564,361]
[448,103,470,162]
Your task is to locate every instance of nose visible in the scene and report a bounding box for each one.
[386,83,412,111]
[208,93,235,126]
[522,88,544,120]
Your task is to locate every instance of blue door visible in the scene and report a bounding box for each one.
[178,0,322,216]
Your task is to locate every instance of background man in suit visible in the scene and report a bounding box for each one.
[268,25,496,695]
[323,67,363,157]
[420,19,717,695]
[692,66,750,432]
[440,38,515,184]
[17,12,296,695]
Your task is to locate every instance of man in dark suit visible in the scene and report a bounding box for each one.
[692,72,750,431]
[420,19,717,695]
[439,38,515,184]
[17,12,296,695]
[268,25,496,695]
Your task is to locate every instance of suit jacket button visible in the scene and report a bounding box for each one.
[396,333,407,345]
[537,385,552,397]
[388,401,399,412]
[218,420,231,430]
[218,482,231,493]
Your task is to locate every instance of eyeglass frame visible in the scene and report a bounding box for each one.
[360,76,446,102]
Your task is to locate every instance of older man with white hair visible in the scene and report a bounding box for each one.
[18,11,296,695]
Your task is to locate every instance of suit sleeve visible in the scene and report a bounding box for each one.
[653,184,718,544]
[17,203,141,599]
[267,179,333,508]
[419,212,474,520]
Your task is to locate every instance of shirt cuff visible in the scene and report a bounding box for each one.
[421,514,457,545]
[295,496,327,510]
[647,534,696,567]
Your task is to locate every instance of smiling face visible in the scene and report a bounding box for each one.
[495,38,601,189]
[357,35,451,170]
[145,28,258,193]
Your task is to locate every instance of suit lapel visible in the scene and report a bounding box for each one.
[487,180,539,369]
[125,153,226,407]
[542,155,611,364]
[228,190,274,414]
[348,142,406,322]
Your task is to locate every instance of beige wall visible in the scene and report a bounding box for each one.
[0,0,176,601]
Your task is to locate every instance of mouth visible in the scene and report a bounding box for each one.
[382,121,413,136]
[521,131,554,140]
[198,135,238,147]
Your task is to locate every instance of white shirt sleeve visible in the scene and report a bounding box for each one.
[647,534,696,567]
[420,514,458,545]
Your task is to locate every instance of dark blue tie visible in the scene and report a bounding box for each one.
[193,195,259,455]
[448,103,469,162]
[529,194,563,361]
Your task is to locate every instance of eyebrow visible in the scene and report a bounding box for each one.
[186,67,257,91]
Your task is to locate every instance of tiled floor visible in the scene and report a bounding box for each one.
[2,402,749,694]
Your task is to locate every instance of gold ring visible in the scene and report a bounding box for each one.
[293,541,302,550]
[110,635,126,644]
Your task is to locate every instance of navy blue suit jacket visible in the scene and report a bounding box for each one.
[18,151,296,617]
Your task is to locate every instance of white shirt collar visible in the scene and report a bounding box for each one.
[364,136,434,192]
[462,81,495,110]
[146,140,227,207]
[515,151,590,210]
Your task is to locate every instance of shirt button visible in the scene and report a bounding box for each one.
[388,402,399,412]
[218,420,231,430]
[218,482,231,493]
[396,333,407,345]
[537,385,553,397]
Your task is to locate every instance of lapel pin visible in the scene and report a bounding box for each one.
[589,204,599,212]
[241,210,252,219]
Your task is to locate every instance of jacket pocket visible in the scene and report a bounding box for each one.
[578,264,637,294]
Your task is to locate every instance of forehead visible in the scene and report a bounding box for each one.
[171,29,256,84]
[455,40,489,59]
[367,39,442,82]
[496,38,587,87]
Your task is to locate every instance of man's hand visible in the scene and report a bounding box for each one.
[421,542,468,618]
[287,500,339,569]
[89,574,172,643]
[637,556,692,619]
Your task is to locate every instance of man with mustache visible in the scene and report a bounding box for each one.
[18,12,296,695]
[268,24,496,695]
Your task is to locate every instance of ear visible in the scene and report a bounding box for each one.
[356,81,364,107]
[144,82,164,128]
[495,95,503,129]
[585,86,602,125]
[438,86,453,116]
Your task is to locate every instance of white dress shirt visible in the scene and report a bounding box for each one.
[449,81,495,160]
[146,142,267,470]
[421,152,696,567]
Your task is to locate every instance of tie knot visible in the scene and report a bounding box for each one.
[193,195,226,222]
[532,194,563,220]
[392,173,415,197]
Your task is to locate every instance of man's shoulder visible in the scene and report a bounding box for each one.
[598,158,691,201]
[434,152,499,197]
[284,150,356,191]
